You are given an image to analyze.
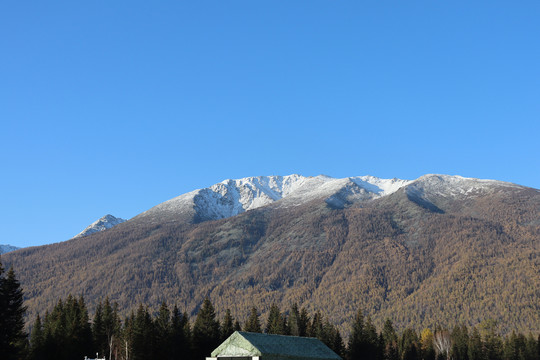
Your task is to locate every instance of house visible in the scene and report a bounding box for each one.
[206,331,342,360]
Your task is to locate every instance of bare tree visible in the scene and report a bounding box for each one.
[434,330,452,360]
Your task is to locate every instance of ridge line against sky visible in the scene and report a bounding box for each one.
[1,1,539,247]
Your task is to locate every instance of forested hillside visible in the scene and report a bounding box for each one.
[3,177,539,337]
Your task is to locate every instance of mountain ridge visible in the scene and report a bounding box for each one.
[133,173,525,226]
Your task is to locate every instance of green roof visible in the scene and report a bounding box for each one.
[211,331,341,360]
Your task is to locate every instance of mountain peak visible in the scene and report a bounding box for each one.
[74,214,127,238]
[0,244,20,255]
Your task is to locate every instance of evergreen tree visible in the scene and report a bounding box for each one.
[75,296,94,359]
[192,297,221,360]
[0,258,5,354]
[347,309,366,360]
[102,298,122,360]
[171,305,191,360]
[451,325,470,360]
[28,314,45,360]
[480,320,503,360]
[62,295,93,360]
[221,309,235,340]
[92,301,106,356]
[130,305,154,360]
[244,306,262,333]
[298,307,310,337]
[468,327,484,360]
[154,302,172,360]
[365,316,381,360]
[308,311,324,339]
[39,295,93,360]
[400,328,419,360]
[522,334,537,360]
[0,265,28,360]
[321,318,344,357]
[502,331,521,360]
[266,304,286,335]
[382,319,399,360]
[330,325,346,359]
[288,303,302,336]
[234,319,242,332]
[123,311,136,360]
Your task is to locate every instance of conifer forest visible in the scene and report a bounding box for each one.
[1,259,538,360]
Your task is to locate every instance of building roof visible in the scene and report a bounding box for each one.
[211,331,341,360]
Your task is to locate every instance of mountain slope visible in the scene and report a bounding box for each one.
[3,174,539,335]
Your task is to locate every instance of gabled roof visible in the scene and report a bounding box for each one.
[211,331,341,360]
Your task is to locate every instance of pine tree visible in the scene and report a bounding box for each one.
[29,314,45,360]
[468,327,484,360]
[365,316,381,360]
[330,326,346,359]
[298,307,310,337]
[154,302,172,360]
[480,320,503,360]
[451,325,470,360]
[321,318,344,357]
[234,320,242,332]
[382,319,399,360]
[171,305,191,360]
[522,333,537,360]
[75,296,93,359]
[221,309,235,340]
[400,328,419,360]
[130,305,155,360]
[92,301,106,356]
[192,297,221,360]
[244,306,262,333]
[308,311,324,339]
[288,303,302,336]
[503,331,520,360]
[101,297,122,360]
[266,304,286,335]
[347,309,366,360]
[0,265,28,360]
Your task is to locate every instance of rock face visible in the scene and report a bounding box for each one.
[73,214,127,238]
[2,174,539,335]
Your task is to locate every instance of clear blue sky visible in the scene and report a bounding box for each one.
[1,1,539,248]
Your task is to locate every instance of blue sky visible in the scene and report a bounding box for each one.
[1,1,539,248]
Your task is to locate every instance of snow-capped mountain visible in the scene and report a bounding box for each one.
[4,173,539,336]
[74,214,127,238]
[0,244,20,255]
[134,174,413,224]
[406,174,523,200]
[134,173,526,225]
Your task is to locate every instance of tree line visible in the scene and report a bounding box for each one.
[2,258,539,360]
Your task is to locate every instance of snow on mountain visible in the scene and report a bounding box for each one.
[135,174,415,224]
[134,173,530,225]
[74,214,127,238]
[406,174,523,200]
[0,244,20,255]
